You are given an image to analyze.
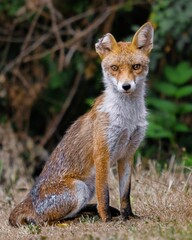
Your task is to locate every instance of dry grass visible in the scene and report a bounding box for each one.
[0,162,192,240]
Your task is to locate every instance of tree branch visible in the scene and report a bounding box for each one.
[40,72,82,147]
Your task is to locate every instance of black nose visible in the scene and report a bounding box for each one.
[122,83,131,91]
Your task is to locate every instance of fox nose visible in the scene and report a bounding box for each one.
[122,83,131,91]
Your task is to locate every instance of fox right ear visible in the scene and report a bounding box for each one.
[132,22,154,55]
[95,33,117,59]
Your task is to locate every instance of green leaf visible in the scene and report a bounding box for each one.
[174,123,189,132]
[154,82,178,97]
[178,103,192,114]
[1,0,25,16]
[149,111,177,126]
[183,154,192,167]
[164,62,192,85]
[85,98,94,107]
[176,86,192,99]
[147,98,178,113]
[147,122,173,139]
[44,56,71,90]
[177,61,192,81]
[49,72,64,89]
[164,65,178,84]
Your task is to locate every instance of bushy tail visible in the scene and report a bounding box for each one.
[9,196,37,227]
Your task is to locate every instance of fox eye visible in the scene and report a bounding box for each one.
[111,65,119,71]
[132,64,141,70]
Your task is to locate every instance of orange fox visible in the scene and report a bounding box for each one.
[9,22,154,226]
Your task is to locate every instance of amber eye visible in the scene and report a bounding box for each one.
[111,65,119,71]
[132,64,141,70]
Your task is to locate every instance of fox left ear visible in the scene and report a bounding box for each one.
[95,33,118,59]
[132,22,154,55]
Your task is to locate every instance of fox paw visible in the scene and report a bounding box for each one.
[121,209,140,221]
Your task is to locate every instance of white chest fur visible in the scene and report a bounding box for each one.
[98,87,147,164]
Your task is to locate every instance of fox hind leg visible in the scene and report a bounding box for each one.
[31,178,94,223]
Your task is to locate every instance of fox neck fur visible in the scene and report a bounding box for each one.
[99,72,147,164]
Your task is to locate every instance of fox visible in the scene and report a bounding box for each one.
[9,22,154,227]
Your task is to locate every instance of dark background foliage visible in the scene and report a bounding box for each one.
[0,0,191,180]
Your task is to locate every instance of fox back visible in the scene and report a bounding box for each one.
[9,22,154,226]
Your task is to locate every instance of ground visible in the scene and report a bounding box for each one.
[0,162,192,240]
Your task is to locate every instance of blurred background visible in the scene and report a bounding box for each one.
[0,0,192,184]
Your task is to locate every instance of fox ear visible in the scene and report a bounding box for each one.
[95,33,117,59]
[132,22,154,55]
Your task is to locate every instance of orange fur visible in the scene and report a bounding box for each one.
[9,22,154,226]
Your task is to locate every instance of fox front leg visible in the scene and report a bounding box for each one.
[118,126,146,220]
[93,121,112,222]
[94,149,111,222]
[118,158,134,220]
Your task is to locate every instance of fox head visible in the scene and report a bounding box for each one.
[95,22,154,95]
